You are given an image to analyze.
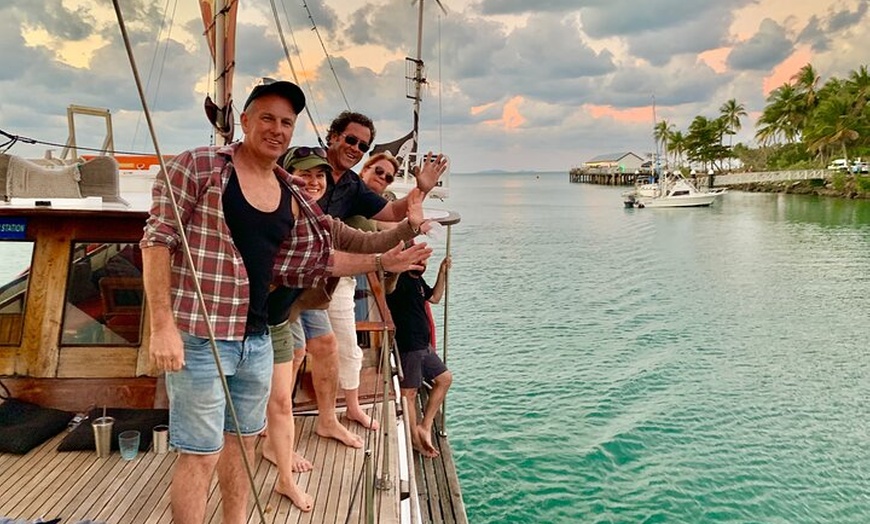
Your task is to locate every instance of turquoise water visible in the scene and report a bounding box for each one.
[436,173,870,523]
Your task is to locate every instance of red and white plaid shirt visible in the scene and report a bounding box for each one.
[140,142,334,340]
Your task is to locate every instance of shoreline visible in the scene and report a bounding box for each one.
[727,178,870,200]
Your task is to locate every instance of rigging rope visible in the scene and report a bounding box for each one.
[0,128,157,157]
[110,2,267,523]
[267,0,325,147]
[279,0,325,134]
[301,0,352,111]
[131,0,177,151]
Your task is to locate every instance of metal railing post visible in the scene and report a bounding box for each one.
[439,223,452,436]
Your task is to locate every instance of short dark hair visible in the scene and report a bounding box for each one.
[327,111,376,144]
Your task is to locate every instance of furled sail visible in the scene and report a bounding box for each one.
[370,130,416,166]
[200,0,238,143]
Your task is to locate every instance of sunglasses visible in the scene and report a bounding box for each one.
[291,146,327,160]
[342,134,370,153]
[374,166,395,184]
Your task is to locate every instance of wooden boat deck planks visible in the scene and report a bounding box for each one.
[413,389,468,524]
[0,407,406,523]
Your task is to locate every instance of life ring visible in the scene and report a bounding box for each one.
[136,163,146,170]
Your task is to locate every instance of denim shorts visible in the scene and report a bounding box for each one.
[399,345,448,389]
[270,318,305,364]
[299,309,332,339]
[165,331,273,454]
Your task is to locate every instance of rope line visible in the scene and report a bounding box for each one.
[0,128,158,156]
[268,0,324,146]
[302,0,351,111]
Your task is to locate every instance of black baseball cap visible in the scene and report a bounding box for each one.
[243,80,306,114]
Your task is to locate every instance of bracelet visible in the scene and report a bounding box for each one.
[375,253,384,273]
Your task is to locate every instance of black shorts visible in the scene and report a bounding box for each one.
[399,346,448,389]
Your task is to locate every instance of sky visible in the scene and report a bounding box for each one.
[0,0,868,173]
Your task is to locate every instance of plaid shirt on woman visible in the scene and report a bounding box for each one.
[140,142,334,341]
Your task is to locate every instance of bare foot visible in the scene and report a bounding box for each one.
[275,479,313,513]
[315,419,363,448]
[262,438,312,472]
[347,409,380,431]
[292,451,313,473]
[414,425,439,458]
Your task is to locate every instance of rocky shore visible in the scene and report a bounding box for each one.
[729,178,870,200]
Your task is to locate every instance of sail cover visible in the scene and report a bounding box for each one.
[200,0,238,143]
[371,130,416,166]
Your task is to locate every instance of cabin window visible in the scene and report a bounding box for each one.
[61,242,144,345]
[0,241,35,345]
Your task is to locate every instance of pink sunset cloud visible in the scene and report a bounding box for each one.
[585,104,652,124]
[762,46,814,95]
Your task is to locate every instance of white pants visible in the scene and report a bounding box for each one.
[328,276,363,390]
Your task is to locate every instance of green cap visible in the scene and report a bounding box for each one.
[282,146,331,173]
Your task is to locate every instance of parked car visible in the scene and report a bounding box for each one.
[850,159,869,174]
[826,158,869,173]
[827,158,849,171]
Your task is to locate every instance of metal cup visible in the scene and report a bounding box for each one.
[152,424,169,454]
[91,416,114,458]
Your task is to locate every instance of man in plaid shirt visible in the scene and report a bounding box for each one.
[140,81,429,523]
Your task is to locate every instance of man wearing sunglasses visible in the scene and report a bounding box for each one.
[278,111,449,451]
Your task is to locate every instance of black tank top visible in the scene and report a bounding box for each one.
[223,169,294,335]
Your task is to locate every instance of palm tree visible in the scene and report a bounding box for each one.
[845,65,870,141]
[755,83,803,145]
[791,63,820,112]
[804,92,861,162]
[668,130,686,168]
[719,98,747,170]
[653,119,674,169]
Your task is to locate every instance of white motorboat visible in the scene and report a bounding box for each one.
[635,174,726,208]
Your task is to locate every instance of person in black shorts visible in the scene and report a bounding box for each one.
[385,255,452,458]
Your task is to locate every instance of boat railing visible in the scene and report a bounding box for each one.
[356,269,422,523]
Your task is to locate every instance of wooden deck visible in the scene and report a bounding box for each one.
[0,408,400,524]
[412,391,468,524]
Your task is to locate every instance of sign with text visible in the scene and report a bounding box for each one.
[0,218,28,240]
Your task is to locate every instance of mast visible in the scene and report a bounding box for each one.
[214,0,227,145]
[200,0,237,145]
[407,0,426,165]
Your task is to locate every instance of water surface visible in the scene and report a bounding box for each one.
[437,173,870,523]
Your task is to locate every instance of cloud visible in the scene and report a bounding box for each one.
[625,6,735,65]
[797,2,868,52]
[580,0,748,39]
[827,1,868,32]
[727,18,793,71]
[474,0,598,15]
[797,16,829,52]
[5,0,97,41]
[1,0,868,173]
[601,55,730,107]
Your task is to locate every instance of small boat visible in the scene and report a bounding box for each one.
[636,173,726,208]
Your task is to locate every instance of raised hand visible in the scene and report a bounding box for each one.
[412,152,448,194]
[406,187,426,232]
[381,241,432,274]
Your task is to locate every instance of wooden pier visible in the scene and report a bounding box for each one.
[569,167,642,186]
